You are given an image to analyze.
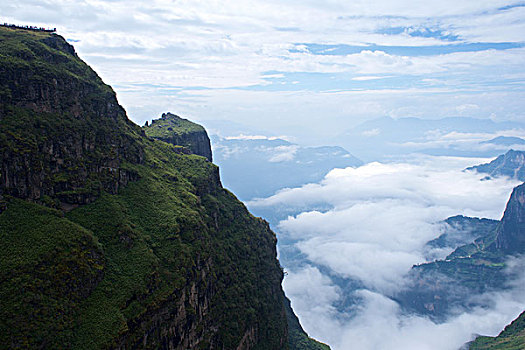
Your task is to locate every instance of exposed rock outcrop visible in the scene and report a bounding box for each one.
[495,182,525,253]
[145,112,213,162]
[0,28,143,206]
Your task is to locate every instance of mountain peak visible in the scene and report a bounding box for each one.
[495,182,525,253]
[145,112,212,161]
[467,150,525,181]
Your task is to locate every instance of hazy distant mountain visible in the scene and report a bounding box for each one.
[338,116,525,161]
[425,215,499,261]
[481,136,525,146]
[467,150,525,181]
[212,136,362,201]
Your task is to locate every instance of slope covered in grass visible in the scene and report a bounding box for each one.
[470,311,525,349]
[0,26,290,349]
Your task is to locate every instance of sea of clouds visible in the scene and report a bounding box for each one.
[249,155,525,349]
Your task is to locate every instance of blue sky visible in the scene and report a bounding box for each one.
[2,0,524,143]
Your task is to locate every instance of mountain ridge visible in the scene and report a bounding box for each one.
[0,25,327,350]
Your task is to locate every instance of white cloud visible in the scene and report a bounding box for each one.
[284,263,525,350]
[254,155,523,348]
[352,76,392,81]
[2,0,524,132]
[456,103,480,114]
[362,128,381,137]
[224,134,290,141]
[398,130,525,151]
[268,145,299,162]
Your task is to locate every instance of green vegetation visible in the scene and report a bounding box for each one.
[0,26,288,349]
[145,112,213,161]
[285,297,331,350]
[470,311,525,349]
[145,112,205,138]
[0,199,104,348]
[0,26,143,203]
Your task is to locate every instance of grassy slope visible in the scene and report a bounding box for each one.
[0,27,287,349]
[0,199,104,348]
[146,113,205,138]
[470,311,525,349]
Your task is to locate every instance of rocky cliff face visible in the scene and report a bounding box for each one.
[0,27,143,208]
[495,183,525,253]
[145,113,213,162]
[0,26,289,349]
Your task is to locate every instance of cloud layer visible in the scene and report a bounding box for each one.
[250,155,524,348]
[2,1,524,138]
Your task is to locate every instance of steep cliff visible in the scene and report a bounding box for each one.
[0,27,143,207]
[145,113,213,162]
[495,183,525,253]
[0,26,290,349]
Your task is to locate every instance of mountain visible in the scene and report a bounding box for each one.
[0,25,327,349]
[469,311,525,349]
[481,136,525,146]
[212,136,362,201]
[424,215,499,260]
[395,183,525,320]
[467,150,525,181]
[337,116,525,161]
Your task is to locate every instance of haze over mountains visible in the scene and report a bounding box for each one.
[212,136,362,201]
[337,116,525,161]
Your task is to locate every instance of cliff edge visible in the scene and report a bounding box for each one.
[145,112,213,162]
[0,26,289,349]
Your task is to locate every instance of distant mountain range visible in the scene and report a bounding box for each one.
[481,136,525,146]
[337,116,525,161]
[467,150,525,181]
[212,136,362,201]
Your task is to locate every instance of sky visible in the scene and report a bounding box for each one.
[2,0,525,143]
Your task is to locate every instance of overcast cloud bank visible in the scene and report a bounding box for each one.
[250,155,524,349]
[2,1,524,141]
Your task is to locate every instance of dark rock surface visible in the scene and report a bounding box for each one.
[495,183,525,253]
